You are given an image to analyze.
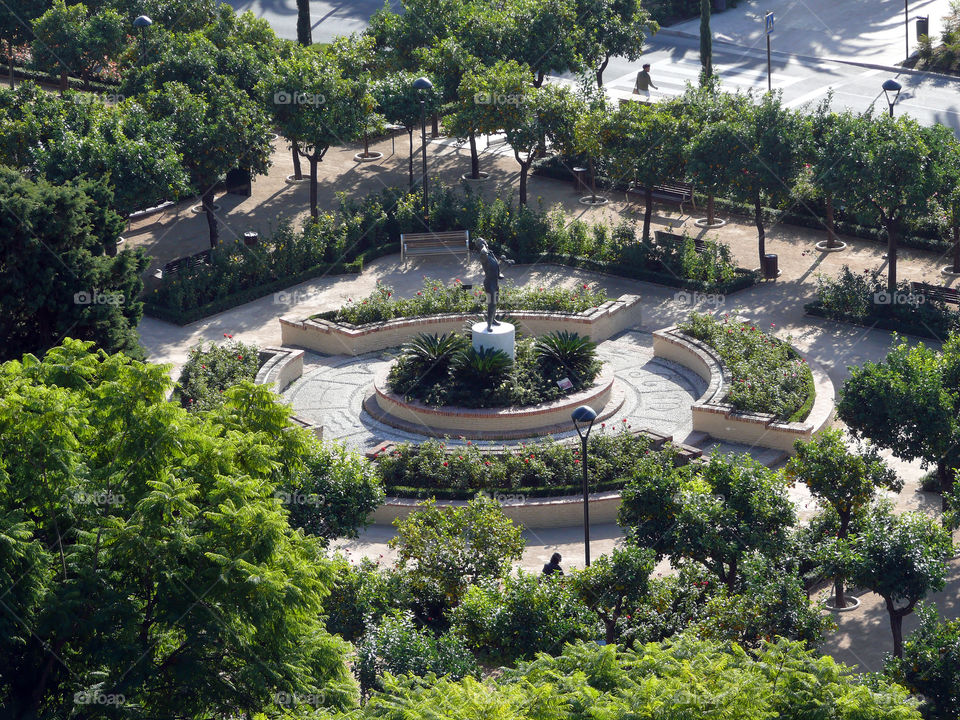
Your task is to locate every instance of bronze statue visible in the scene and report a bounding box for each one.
[475,237,513,331]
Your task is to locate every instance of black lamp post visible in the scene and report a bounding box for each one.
[412,76,433,218]
[133,15,152,64]
[882,79,902,118]
[571,405,598,567]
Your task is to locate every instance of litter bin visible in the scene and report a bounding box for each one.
[572,167,589,194]
[243,231,259,247]
[917,15,929,39]
[762,253,779,279]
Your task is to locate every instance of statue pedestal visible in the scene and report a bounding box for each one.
[472,321,515,360]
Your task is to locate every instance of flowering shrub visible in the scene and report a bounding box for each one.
[174,337,259,411]
[678,312,814,422]
[327,277,608,325]
[374,429,664,495]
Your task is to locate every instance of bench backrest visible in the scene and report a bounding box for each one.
[401,231,470,244]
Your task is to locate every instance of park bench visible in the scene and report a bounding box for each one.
[654,230,707,254]
[400,230,471,261]
[153,249,212,280]
[910,281,960,305]
[625,181,696,216]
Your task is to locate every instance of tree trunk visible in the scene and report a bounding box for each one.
[834,511,851,608]
[953,224,959,273]
[643,186,654,242]
[937,460,953,513]
[886,600,905,658]
[534,70,545,88]
[8,49,15,88]
[202,189,219,248]
[408,129,415,189]
[588,158,598,201]
[363,128,370,156]
[725,557,738,591]
[308,155,319,219]
[431,112,439,138]
[518,161,530,205]
[754,196,765,265]
[296,0,312,46]
[886,219,898,293]
[707,195,715,225]
[469,132,480,179]
[597,55,610,87]
[825,193,839,247]
[59,71,68,95]
[291,139,302,180]
[700,0,713,78]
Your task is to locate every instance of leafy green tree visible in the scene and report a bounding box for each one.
[886,603,960,720]
[389,496,525,613]
[0,0,46,85]
[806,106,860,249]
[571,545,655,643]
[0,167,146,362]
[143,78,272,246]
[846,505,953,658]
[785,428,901,608]
[31,0,126,91]
[575,0,658,86]
[324,556,414,642]
[374,71,441,187]
[0,340,358,718]
[106,0,217,31]
[500,0,582,87]
[603,101,687,241]
[570,93,614,202]
[368,0,469,71]
[838,333,960,512]
[923,121,960,275]
[446,59,506,181]
[262,48,369,218]
[620,453,796,590]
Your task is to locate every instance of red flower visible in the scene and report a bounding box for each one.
[237,355,243,360]
[582,284,588,289]
[201,364,206,369]
[484,460,490,466]
[443,461,448,466]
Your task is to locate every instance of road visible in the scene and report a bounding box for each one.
[222,0,400,44]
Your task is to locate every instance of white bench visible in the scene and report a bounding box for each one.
[400,230,471,261]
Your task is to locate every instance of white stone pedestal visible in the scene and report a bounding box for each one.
[472,321,515,360]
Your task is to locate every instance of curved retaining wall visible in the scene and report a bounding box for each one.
[652,327,835,453]
[255,347,322,439]
[279,294,642,356]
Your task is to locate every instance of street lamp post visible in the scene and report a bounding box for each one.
[905,0,909,62]
[571,405,597,567]
[882,79,902,118]
[412,76,433,219]
[133,15,152,64]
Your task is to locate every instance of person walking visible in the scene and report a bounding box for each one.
[542,552,564,576]
[633,63,658,102]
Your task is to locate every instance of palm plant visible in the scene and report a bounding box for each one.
[391,332,469,394]
[534,331,597,381]
[451,346,514,389]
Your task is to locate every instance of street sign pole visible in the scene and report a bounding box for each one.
[905,0,909,61]
[765,12,774,93]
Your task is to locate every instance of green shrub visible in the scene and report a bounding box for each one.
[355,611,479,695]
[678,312,815,421]
[449,346,514,390]
[323,556,414,642]
[173,337,259,411]
[389,332,469,396]
[534,331,598,382]
[450,573,599,663]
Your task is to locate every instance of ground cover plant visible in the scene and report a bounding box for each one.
[386,330,601,408]
[678,312,815,421]
[173,336,259,411]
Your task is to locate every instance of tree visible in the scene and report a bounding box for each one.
[501,0,582,86]
[620,453,796,590]
[833,114,936,292]
[31,0,126,91]
[447,60,508,181]
[807,105,860,249]
[574,0,658,86]
[262,49,368,218]
[0,167,146,362]
[143,78,272,246]
[572,545,655,644]
[845,506,952,658]
[374,71,440,188]
[885,603,960,720]
[107,0,217,32]
[924,121,960,275]
[838,333,960,512]
[0,340,358,718]
[700,0,712,78]
[297,0,312,45]
[785,428,901,608]
[603,101,687,241]
[388,496,525,613]
[0,0,46,85]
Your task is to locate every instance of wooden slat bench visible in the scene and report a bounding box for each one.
[400,230,471,261]
[153,249,212,279]
[910,281,960,305]
[625,181,696,215]
[654,230,707,254]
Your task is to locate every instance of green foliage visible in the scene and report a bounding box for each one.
[374,428,658,496]
[31,0,126,86]
[393,331,470,389]
[451,573,599,662]
[0,166,147,362]
[571,545,655,643]
[0,340,358,717]
[534,331,598,382]
[324,556,414,642]
[356,611,479,695]
[389,497,525,612]
[679,312,815,421]
[885,603,960,720]
[174,337,260,411]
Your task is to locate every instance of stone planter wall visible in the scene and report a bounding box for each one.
[255,346,322,439]
[280,294,642,356]
[652,327,835,454]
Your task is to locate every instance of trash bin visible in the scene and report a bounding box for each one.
[572,167,589,194]
[226,167,252,196]
[243,231,259,247]
[917,15,929,39]
[762,253,779,279]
